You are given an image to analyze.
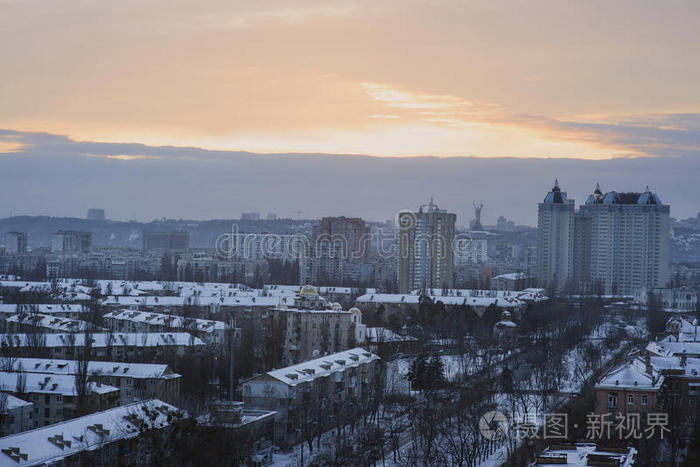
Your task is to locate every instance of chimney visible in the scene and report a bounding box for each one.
[645,355,652,375]
[681,354,687,367]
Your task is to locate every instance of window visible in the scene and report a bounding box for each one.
[44,395,50,404]
[691,398,696,408]
[627,394,634,405]
[641,395,648,406]
[44,408,50,418]
[608,393,618,409]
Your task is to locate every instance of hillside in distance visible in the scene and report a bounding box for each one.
[0,216,316,249]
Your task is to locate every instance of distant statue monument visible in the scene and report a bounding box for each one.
[470,202,484,231]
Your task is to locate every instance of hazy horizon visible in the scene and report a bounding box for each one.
[2,129,699,226]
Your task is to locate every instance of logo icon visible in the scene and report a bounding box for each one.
[479,411,509,440]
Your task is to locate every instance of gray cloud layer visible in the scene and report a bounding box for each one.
[1,128,699,225]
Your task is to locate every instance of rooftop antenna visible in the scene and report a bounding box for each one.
[296,210,303,219]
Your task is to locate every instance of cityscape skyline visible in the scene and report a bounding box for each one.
[2,2,699,464]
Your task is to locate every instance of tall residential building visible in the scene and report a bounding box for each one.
[537,181,575,292]
[454,238,488,265]
[577,185,670,295]
[312,216,370,263]
[142,231,189,251]
[50,231,92,253]
[536,181,670,296]
[302,216,370,285]
[4,232,27,253]
[398,200,456,293]
[224,232,303,262]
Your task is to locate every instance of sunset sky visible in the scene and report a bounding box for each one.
[1,1,700,222]
[2,0,699,158]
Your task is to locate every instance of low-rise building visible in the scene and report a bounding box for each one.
[0,371,119,427]
[4,358,180,406]
[0,399,179,466]
[3,312,95,334]
[594,356,664,417]
[489,272,533,291]
[355,289,543,318]
[0,304,88,320]
[533,443,637,467]
[0,394,34,436]
[634,286,699,313]
[103,309,227,345]
[242,347,384,446]
[0,332,205,361]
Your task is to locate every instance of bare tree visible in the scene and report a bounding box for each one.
[74,329,94,417]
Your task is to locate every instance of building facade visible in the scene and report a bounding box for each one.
[398,200,456,293]
[536,182,670,295]
[578,186,670,295]
[278,285,366,365]
[4,232,27,254]
[6,358,181,406]
[536,181,574,292]
[142,231,190,251]
[242,348,384,446]
[50,231,92,254]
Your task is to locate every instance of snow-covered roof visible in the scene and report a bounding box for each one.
[356,293,525,308]
[536,443,636,467]
[0,399,179,465]
[101,295,282,308]
[4,313,94,333]
[0,304,86,315]
[494,320,518,328]
[103,309,227,333]
[7,358,176,380]
[655,340,700,356]
[0,280,93,301]
[491,272,532,281]
[595,358,663,391]
[665,317,699,342]
[263,347,379,386]
[0,332,204,348]
[0,371,119,396]
[645,341,672,357]
[263,285,369,296]
[1,394,32,411]
[648,355,700,377]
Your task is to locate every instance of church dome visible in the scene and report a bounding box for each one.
[300,284,318,297]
